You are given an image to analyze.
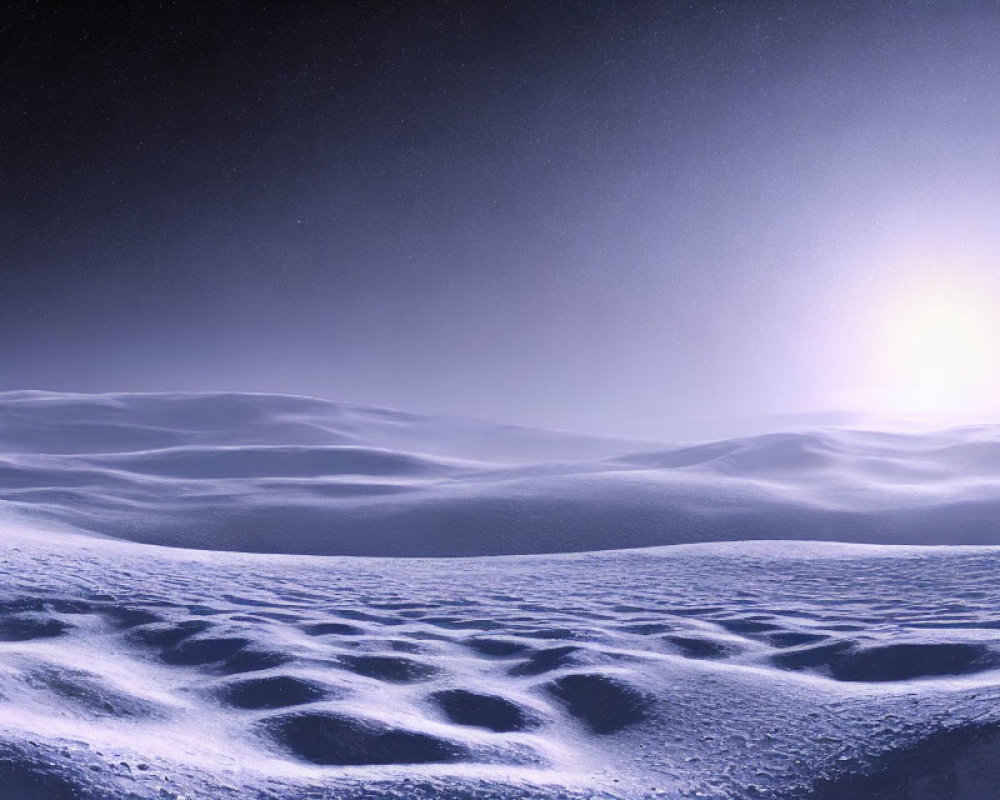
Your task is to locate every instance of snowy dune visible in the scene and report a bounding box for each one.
[2,391,1000,555]
[2,391,1000,799]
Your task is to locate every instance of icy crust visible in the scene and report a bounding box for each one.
[0,530,998,798]
[6,392,1000,555]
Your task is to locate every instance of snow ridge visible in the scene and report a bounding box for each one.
[2,392,1000,555]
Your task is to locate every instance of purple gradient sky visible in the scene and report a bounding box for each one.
[3,2,1000,431]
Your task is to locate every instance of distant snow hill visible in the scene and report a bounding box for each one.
[1,390,999,556]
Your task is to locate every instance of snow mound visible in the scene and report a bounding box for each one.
[3,391,1000,555]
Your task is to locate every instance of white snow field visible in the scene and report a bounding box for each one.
[0,392,999,798]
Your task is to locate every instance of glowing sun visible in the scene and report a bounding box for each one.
[876,281,999,415]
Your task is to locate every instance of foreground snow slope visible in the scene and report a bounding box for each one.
[3,391,1000,554]
[0,525,999,799]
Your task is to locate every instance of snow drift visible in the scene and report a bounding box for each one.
[0,392,999,798]
[1,391,1000,555]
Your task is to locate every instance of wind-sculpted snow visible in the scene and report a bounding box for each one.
[4,391,1000,797]
[3,392,1000,554]
[0,529,1000,798]
[0,391,635,462]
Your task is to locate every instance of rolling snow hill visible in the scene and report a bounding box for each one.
[1,391,999,555]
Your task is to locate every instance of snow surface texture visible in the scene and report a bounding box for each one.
[1,528,1000,799]
[1,391,1000,798]
[3,391,1000,555]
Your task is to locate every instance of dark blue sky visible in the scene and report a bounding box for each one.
[3,2,1000,430]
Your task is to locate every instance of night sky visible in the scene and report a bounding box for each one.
[4,2,1000,431]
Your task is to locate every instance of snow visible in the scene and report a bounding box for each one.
[0,526,998,798]
[2,392,1000,555]
[0,392,998,798]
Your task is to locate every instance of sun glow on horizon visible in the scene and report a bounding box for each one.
[873,279,1000,416]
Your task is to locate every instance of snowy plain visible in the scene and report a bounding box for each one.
[0,391,999,798]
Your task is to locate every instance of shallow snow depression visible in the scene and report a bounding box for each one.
[0,392,999,799]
